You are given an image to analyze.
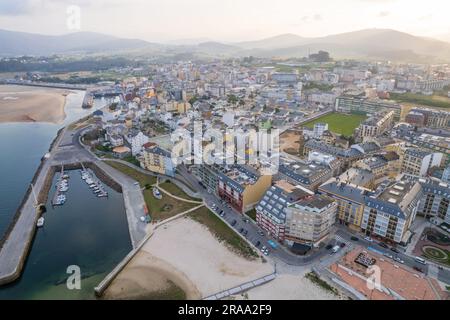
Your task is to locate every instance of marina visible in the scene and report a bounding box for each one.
[80,164,108,198]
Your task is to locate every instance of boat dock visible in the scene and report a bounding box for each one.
[51,165,69,206]
[80,163,108,198]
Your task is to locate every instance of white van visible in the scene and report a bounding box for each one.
[415,257,427,265]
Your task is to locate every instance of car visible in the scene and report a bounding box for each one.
[364,237,374,242]
[326,244,333,250]
[384,253,394,259]
[378,242,389,249]
[231,220,237,226]
[350,236,359,241]
[243,230,248,236]
[413,266,424,273]
[263,249,269,256]
[258,230,264,236]
[242,218,249,223]
[390,247,399,253]
[261,246,267,251]
[394,256,405,264]
[239,228,244,233]
[255,241,261,247]
[340,242,346,248]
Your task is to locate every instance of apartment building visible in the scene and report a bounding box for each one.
[255,180,312,242]
[278,160,334,191]
[125,130,150,156]
[142,144,175,177]
[285,195,338,246]
[418,179,450,224]
[217,165,272,214]
[405,108,450,129]
[318,179,370,230]
[361,179,422,244]
[359,111,395,140]
[335,96,401,120]
[355,152,400,179]
[401,148,443,177]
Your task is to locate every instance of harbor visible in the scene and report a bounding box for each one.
[0,90,146,292]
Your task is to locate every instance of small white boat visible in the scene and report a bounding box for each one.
[37,217,45,227]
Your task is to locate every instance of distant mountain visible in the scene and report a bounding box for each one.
[236,29,450,63]
[435,33,450,43]
[0,29,153,56]
[194,41,241,54]
[236,33,310,50]
[1,28,450,63]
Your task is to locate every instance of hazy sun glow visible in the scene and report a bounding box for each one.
[0,0,449,41]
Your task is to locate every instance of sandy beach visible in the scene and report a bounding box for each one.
[0,85,69,124]
[231,273,343,300]
[104,217,274,299]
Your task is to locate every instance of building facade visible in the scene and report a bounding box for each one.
[285,195,338,246]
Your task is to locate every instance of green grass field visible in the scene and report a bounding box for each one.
[303,113,367,136]
[390,92,450,110]
[104,161,197,221]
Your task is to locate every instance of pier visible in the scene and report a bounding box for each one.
[0,124,147,286]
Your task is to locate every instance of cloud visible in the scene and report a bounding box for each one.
[378,11,390,17]
[0,0,37,15]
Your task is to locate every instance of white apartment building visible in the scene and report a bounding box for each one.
[126,131,150,156]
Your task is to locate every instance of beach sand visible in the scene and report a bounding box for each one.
[231,273,343,300]
[0,85,69,124]
[104,217,273,299]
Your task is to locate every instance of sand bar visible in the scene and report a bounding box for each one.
[0,85,69,124]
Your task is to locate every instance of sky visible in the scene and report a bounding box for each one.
[0,0,449,42]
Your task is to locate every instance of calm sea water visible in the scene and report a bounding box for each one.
[0,89,131,299]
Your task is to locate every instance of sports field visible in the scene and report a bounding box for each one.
[303,112,367,136]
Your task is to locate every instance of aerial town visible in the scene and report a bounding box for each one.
[3,55,449,301]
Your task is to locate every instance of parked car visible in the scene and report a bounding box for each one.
[243,230,248,236]
[258,230,264,236]
[364,236,374,242]
[231,220,237,226]
[340,242,346,248]
[239,228,244,233]
[326,244,333,250]
[255,241,261,247]
[384,253,394,259]
[413,266,424,273]
[390,247,399,253]
[394,256,405,264]
[378,242,389,249]
[350,236,359,241]
[242,218,249,223]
